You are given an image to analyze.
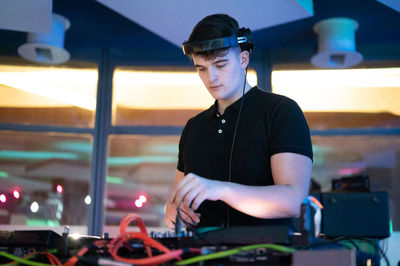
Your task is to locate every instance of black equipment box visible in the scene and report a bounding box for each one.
[195,225,290,245]
[0,230,63,247]
[321,191,390,238]
[0,230,66,263]
[331,174,369,192]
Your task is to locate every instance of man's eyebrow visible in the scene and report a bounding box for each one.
[213,59,229,64]
[194,58,229,68]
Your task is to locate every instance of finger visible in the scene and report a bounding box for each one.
[178,210,198,226]
[168,175,194,203]
[165,202,177,216]
[180,204,200,224]
[165,218,175,229]
[182,220,196,229]
[183,185,203,208]
[191,190,207,211]
[164,203,177,226]
[173,178,199,205]
[168,175,191,204]
[174,173,200,195]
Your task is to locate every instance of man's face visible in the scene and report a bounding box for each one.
[192,48,247,103]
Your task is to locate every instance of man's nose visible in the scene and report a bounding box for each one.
[207,68,218,83]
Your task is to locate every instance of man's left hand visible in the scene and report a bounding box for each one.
[169,173,224,211]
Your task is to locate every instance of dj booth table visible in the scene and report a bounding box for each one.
[0,225,384,265]
[0,191,390,265]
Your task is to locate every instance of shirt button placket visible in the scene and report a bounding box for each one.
[218,118,226,134]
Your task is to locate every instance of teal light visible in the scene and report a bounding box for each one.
[107,155,177,166]
[311,144,335,166]
[311,144,334,154]
[52,141,92,154]
[313,156,324,166]
[106,176,124,184]
[26,219,60,226]
[0,150,79,160]
[0,171,8,178]
[147,143,178,154]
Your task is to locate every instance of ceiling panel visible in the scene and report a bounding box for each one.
[0,0,52,34]
[96,0,313,47]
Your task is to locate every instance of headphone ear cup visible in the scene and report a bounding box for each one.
[238,27,255,53]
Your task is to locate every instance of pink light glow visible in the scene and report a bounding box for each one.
[0,194,6,203]
[139,195,147,203]
[135,199,143,208]
[56,185,63,193]
[13,190,20,199]
[338,167,361,176]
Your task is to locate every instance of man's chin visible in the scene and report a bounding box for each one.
[208,91,224,100]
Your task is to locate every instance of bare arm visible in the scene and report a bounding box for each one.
[219,152,312,218]
[171,152,312,219]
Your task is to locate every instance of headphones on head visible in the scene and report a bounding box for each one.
[182,27,255,55]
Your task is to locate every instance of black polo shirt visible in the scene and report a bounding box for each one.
[177,86,313,227]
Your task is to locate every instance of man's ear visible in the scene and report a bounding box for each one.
[240,50,250,70]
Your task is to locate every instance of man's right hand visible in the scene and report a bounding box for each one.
[164,201,201,229]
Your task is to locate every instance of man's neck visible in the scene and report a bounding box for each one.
[217,82,252,115]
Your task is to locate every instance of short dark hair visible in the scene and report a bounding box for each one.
[187,14,240,59]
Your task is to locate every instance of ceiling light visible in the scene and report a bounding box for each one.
[18,13,70,65]
[311,17,363,68]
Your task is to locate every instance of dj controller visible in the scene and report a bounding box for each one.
[0,192,390,265]
[0,224,295,265]
[0,224,383,266]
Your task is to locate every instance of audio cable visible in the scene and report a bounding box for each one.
[226,66,249,228]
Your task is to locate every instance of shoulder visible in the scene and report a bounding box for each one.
[183,104,214,130]
[251,87,301,113]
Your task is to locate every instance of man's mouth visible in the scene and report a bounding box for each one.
[209,85,222,90]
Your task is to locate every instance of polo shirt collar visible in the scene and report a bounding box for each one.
[206,86,259,119]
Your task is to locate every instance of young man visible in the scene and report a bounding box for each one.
[165,14,313,229]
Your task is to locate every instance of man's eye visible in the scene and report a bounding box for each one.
[198,68,205,72]
[216,64,227,68]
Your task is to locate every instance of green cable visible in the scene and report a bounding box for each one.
[2,249,58,266]
[176,243,295,265]
[4,253,37,266]
[0,251,53,266]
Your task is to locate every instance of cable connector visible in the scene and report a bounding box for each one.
[175,206,182,237]
[301,196,323,237]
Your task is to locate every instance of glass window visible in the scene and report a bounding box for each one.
[106,135,180,227]
[112,68,258,126]
[0,64,98,127]
[311,135,400,230]
[0,130,92,226]
[272,68,400,129]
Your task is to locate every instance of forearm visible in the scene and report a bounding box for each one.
[171,153,311,221]
[220,182,307,219]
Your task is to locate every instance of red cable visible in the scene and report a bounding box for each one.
[65,213,199,265]
[108,214,188,265]
[119,214,153,257]
[308,196,324,209]
[112,249,184,265]
[44,252,62,265]
[64,247,89,266]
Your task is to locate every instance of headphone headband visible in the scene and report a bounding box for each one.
[182,27,254,55]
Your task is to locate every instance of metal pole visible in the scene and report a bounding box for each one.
[88,48,113,236]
